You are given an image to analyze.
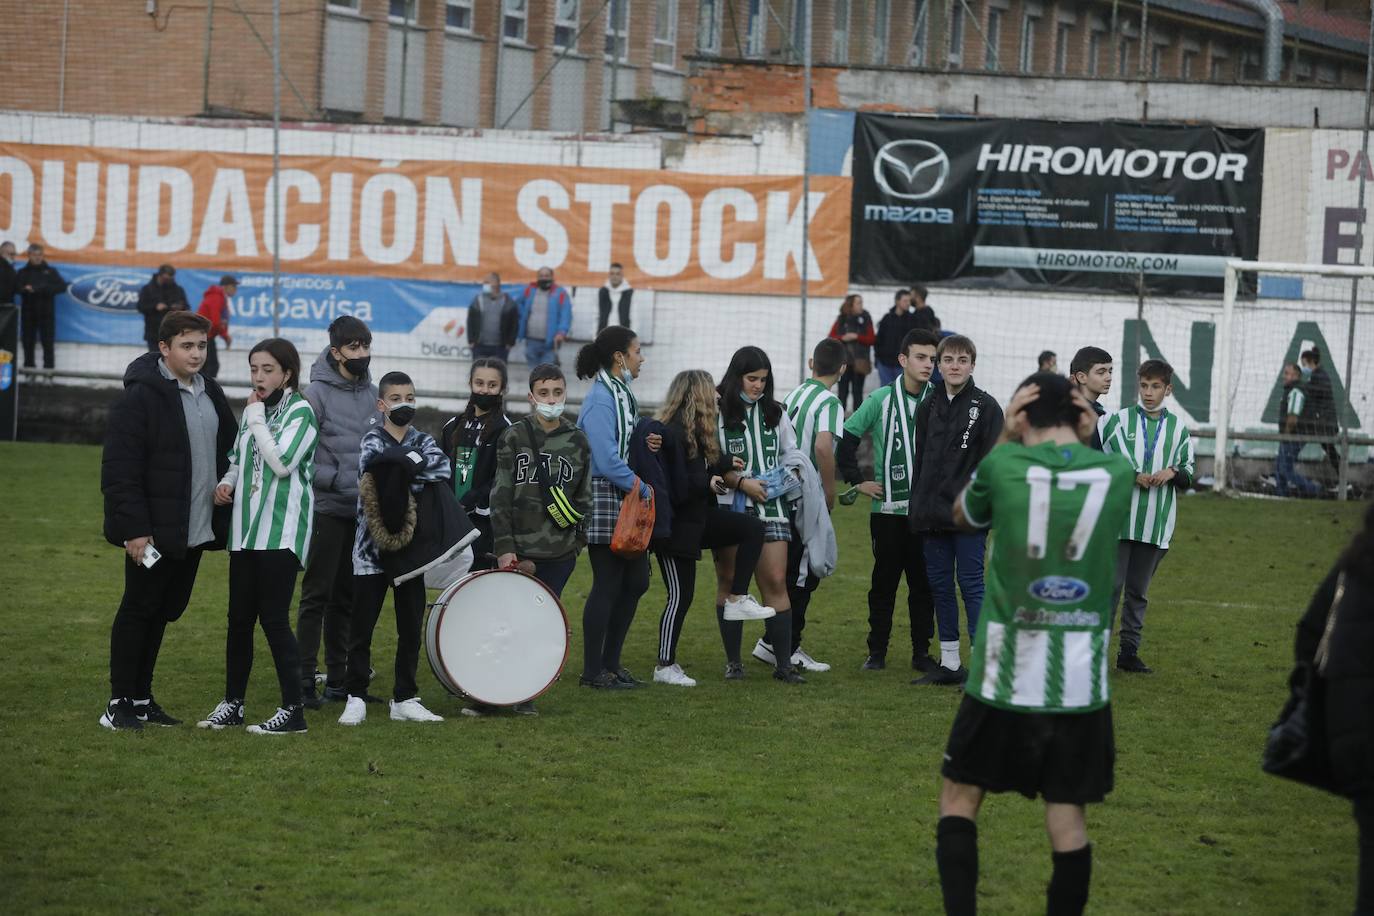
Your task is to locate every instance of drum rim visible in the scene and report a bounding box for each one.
[428,567,572,706]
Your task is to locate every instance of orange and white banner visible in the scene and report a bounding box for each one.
[0,142,851,296]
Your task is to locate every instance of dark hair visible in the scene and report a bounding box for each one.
[1017,372,1080,429]
[26,243,42,253]
[894,288,911,304]
[1070,346,1113,377]
[610,262,623,270]
[328,315,373,350]
[158,311,211,343]
[528,362,565,390]
[465,357,509,444]
[937,334,976,362]
[157,263,176,277]
[1037,350,1057,368]
[1138,359,1173,384]
[248,338,303,390]
[910,283,928,301]
[899,328,939,356]
[1283,360,1302,375]
[717,346,782,429]
[220,274,239,287]
[1301,347,1323,367]
[378,371,413,398]
[1340,502,1374,587]
[575,325,637,380]
[811,338,848,377]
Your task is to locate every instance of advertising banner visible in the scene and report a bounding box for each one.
[1306,129,1374,267]
[849,115,1264,293]
[0,142,851,296]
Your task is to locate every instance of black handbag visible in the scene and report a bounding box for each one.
[1261,573,1345,793]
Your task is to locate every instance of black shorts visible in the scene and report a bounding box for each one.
[940,694,1115,805]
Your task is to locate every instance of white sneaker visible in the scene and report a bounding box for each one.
[338,695,367,726]
[723,594,776,621]
[792,648,831,672]
[653,663,697,687]
[751,638,777,665]
[390,697,443,722]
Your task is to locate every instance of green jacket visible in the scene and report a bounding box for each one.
[490,415,592,562]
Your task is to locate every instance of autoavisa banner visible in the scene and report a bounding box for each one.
[849,115,1264,294]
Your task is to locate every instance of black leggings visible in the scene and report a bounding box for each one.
[347,574,426,701]
[837,371,866,413]
[655,508,765,665]
[583,545,651,679]
[226,550,303,707]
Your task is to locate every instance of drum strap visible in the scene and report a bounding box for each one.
[522,420,585,530]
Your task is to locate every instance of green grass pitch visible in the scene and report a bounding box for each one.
[0,441,1363,914]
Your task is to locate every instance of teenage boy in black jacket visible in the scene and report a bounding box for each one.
[100,311,237,730]
[909,334,1002,686]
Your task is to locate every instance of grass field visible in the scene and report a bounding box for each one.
[0,440,1364,915]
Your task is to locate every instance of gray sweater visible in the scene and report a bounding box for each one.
[303,348,382,518]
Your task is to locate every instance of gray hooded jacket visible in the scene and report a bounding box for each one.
[304,347,382,518]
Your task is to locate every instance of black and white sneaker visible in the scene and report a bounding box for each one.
[99,698,143,731]
[197,699,245,730]
[246,705,308,735]
[134,698,182,727]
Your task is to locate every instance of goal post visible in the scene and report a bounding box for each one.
[1218,259,1374,499]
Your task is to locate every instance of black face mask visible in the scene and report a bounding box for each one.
[387,404,416,427]
[342,355,370,378]
[263,387,286,409]
[537,278,553,290]
[471,392,502,411]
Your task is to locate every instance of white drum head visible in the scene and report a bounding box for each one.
[427,570,569,706]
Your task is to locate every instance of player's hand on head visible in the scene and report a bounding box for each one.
[1004,383,1039,442]
[1070,389,1098,442]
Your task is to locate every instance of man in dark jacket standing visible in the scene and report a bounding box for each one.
[467,271,519,363]
[295,316,381,706]
[138,264,189,352]
[0,241,17,306]
[909,334,1002,687]
[100,311,236,730]
[874,289,924,387]
[16,243,68,369]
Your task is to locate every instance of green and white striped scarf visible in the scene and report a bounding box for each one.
[882,380,928,510]
[597,369,639,460]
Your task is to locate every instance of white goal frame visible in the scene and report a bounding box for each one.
[1217,259,1374,496]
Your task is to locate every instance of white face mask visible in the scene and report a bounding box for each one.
[484,283,496,296]
[535,400,566,420]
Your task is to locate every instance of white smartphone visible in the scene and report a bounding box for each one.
[141,544,162,569]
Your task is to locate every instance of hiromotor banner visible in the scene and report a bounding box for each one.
[0,142,851,296]
[849,115,1264,294]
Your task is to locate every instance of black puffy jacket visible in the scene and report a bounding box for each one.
[137,275,190,347]
[908,381,1003,534]
[101,353,237,558]
[650,421,736,560]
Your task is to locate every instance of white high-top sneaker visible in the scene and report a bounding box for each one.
[338,695,367,726]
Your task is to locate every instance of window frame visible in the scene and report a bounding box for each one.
[654,0,678,68]
[696,0,721,54]
[909,0,928,67]
[985,8,1003,72]
[444,0,474,33]
[388,0,418,24]
[832,0,850,63]
[948,2,964,69]
[605,0,631,61]
[870,0,890,65]
[503,0,529,44]
[1053,21,1070,74]
[1018,9,1038,73]
[554,0,580,50]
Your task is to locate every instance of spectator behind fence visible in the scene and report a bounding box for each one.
[467,271,519,363]
[518,266,572,367]
[0,241,17,305]
[598,262,634,333]
[874,288,920,388]
[17,243,68,370]
[139,264,189,353]
[196,275,237,380]
[1038,350,1058,373]
[829,293,875,413]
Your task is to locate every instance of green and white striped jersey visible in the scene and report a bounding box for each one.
[717,401,798,521]
[842,380,931,515]
[1098,404,1195,549]
[225,391,318,561]
[961,441,1136,712]
[783,378,843,466]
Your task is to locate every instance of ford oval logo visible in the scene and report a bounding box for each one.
[1028,576,1090,605]
[67,272,147,313]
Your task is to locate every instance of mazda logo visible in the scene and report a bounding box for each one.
[873,140,950,201]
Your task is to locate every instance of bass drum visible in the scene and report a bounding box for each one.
[426,569,570,706]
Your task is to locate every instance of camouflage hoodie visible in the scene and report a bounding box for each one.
[489,415,592,562]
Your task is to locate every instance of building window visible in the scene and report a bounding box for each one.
[1181,50,1196,80]
[871,0,890,65]
[1209,54,1228,81]
[1241,49,1261,81]
[504,0,527,42]
[910,0,928,67]
[745,0,765,57]
[948,3,964,69]
[1316,62,1338,84]
[328,0,361,11]
[1018,10,1038,73]
[605,0,629,60]
[833,0,850,63]
[697,0,720,53]
[1053,22,1069,74]
[1087,29,1102,75]
[555,0,579,49]
[654,0,677,66]
[985,8,1002,71]
[389,0,416,22]
[1150,43,1164,77]
[445,0,473,31]
[1117,38,1134,76]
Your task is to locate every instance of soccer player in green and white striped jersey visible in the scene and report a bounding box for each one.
[1098,359,1196,674]
[198,339,319,736]
[936,372,1135,916]
[762,337,848,672]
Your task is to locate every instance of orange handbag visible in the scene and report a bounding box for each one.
[610,478,655,558]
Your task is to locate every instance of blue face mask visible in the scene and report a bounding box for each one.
[621,368,633,384]
[1301,366,1313,379]
[739,391,759,405]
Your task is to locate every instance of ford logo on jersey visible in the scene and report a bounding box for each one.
[1028,576,1091,604]
[67,272,147,313]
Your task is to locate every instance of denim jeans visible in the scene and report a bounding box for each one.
[524,338,558,367]
[923,531,987,643]
[1275,441,1321,497]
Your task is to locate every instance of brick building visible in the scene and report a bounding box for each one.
[2,0,1367,132]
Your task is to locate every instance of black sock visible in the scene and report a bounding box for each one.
[1047,844,1092,916]
[936,816,978,916]
[716,604,741,664]
[767,611,793,672]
